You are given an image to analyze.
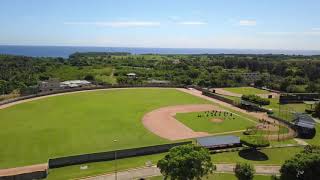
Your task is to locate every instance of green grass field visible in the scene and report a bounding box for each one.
[305,124,320,145]
[212,147,302,165]
[222,87,269,95]
[0,88,211,168]
[47,146,303,180]
[150,173,271,180]
[175,111,255,134]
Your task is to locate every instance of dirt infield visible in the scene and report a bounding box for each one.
[179,88,296,141]
[142,104,220,140]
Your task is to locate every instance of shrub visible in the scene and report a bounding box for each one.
[157,144,215,180]
[234,163,255,180]
[314,103,320,118]
[280,145,320,180]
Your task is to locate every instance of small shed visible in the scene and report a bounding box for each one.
[196,135,241,149]
[293,113,316,138]
[127,73,137,79]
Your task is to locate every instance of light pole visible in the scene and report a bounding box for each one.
[113,139,118,180]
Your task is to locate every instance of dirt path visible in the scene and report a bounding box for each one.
[0,163,47,177]
[142,104,219,140]
[179,88,295,141]
[82,164,281,180]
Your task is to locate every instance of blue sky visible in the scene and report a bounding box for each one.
[0,0,320,50]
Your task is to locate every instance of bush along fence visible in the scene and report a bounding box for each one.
[49,141,192,168]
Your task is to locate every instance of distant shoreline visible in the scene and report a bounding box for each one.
[0,45,320,58]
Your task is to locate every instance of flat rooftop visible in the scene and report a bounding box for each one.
[197,135,240,147]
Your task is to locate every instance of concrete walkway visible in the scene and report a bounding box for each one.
[82,164,281,180]
[294,138,309,146]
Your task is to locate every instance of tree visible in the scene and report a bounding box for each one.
[157,144,215,180]
[280,145,320,180]
[84,74,95,81]
[234,163,255,180]
[0,80,7,95]
[314,103,320,118]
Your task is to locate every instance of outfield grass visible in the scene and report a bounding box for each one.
[222,87,269,95]
[150,173,272,180]
[175,111,255,134]
[0,88,211,168]
[47,146,302,179]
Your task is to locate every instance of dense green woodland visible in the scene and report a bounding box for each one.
[1,53,320,95]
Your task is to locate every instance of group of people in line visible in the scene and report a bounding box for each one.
[197,110,236,120]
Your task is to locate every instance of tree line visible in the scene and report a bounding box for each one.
[1,53,320,95]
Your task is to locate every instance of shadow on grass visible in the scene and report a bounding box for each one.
[238,149,269,161]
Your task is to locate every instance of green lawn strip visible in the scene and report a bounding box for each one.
[47,146,302,179]
[212,146,303,165]
[268,139,298,146]
[0,88,211,168]
[175,111,254,134]
[46,153,165,180]
[222,87,270,95]
[149,173,271,180]
[264,98,307,122]
[217,94,241,102]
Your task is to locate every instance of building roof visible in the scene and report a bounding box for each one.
[148,79,170,84]
[294,113,316,129]
[60,80,91,85]
[197,135,240,147]
[127,73,136,76]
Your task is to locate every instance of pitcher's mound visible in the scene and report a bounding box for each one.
[210,118,224,123]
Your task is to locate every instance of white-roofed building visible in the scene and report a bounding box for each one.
[127,73,137,79]
[60,80,91,88]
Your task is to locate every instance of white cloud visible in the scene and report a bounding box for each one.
[177,21,207,25]
[64,21,161,28]
[239,20,257,26]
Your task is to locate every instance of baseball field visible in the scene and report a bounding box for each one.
[0,88,262,169]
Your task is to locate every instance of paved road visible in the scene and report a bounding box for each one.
[82,164,281,180]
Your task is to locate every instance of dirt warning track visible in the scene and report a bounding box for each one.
[142,104,219,140]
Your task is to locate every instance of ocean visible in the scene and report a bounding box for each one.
[0,45,319,58]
